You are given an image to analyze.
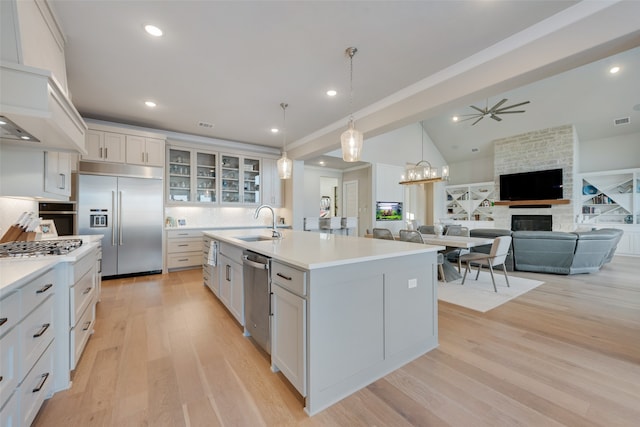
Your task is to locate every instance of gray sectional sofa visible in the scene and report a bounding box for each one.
[469,228,623,275]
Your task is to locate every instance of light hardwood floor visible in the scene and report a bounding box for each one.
[34,256,640,426]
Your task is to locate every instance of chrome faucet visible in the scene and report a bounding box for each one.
[254,204,281,238]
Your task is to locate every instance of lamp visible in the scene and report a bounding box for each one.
[340,47,363,162]
[277,102,292,179]
[399,121,449,185]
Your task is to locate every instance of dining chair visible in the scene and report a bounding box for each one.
[398,229,424,243]
[459,235,512,292]
[399,230,446,282]
[444,225,470,271]
[417,225,435,234]
[372,228,395,240]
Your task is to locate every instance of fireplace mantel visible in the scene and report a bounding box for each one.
[494,199,570,206]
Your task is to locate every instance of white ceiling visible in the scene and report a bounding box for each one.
[49,1,640,167]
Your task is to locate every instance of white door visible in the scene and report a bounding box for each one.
[343,180,359,235]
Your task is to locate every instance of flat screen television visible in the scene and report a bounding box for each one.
[376,201,403,221]
[499,168,563,201]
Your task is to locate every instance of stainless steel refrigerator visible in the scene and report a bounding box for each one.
[78,173,163,277]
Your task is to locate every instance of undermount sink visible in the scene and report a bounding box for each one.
[234,235,274,242]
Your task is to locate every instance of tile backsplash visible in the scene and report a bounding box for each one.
[164,206,285,229]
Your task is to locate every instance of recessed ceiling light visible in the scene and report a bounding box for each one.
[609,66,620,74]
[319,161,326,166]
[144,24,163,37]
[326,89,337,97]
[452,116,459,122]
[144,100,157,107]
[21,135,31,140]
[271,128,279,133]
[0,119,6,125]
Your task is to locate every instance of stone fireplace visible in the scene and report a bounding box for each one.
[493,124,577,231]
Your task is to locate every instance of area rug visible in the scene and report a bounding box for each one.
[438,273,544,313]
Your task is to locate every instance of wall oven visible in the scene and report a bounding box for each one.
[38,201,77,236]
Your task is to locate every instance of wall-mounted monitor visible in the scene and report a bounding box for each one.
[376,201,403,221]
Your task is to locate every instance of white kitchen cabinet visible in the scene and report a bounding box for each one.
[0,144,71,200]
[218,243,244,325]
[166,229,203,271]
[83,130,126,163]
[202,236,220,297]
[0,266,56,427]
[261,158,283,207]
[125,135,164,167]
[44,151,72,197]
[271,261,307,396]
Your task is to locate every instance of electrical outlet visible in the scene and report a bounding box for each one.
[408,278,417,289]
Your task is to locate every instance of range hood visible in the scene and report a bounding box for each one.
[0,61,87,153]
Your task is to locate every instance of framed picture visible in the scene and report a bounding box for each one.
[177,218,187,227]
[38,219,58,237]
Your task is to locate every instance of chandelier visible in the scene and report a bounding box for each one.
[399,121,449,185]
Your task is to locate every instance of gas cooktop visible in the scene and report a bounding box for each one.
[0,239,83,258]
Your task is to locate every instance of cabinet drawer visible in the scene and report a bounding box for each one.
[0,290,20,337]
[219,242,243,261]
[73,248,96,282]
[272,261,307,297]
[167,253,202,269]
[20,341,54,427]
[71,302,94,370]
[0,390,19,427]
[0,325,19,407]
[21,268,55,318]
[20,297,54,381]
[71,268,95,327]
[168,238,202,253]
[167,229,203,239]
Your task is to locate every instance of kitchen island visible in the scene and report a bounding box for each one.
[202,229,443,415]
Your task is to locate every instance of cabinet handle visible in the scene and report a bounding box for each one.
[146,152,149,163]
[105,147,108,159]
[33,323,51,338]
[82,286,93,295]
[178,244,189,247]
[178,258,189,262]
[142,152,145,163]
[59,173,65,189]
[32,373,50,393]
[0,375,3,382]
[100,147,103,158]
[83,320,92,331]
[36,283,53,294]
[276,272,292,281]
[226,264,231,281]
[0,318,7,327]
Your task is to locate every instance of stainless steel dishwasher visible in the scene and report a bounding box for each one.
[242,250,271,354]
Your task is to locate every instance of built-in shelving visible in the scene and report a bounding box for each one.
[446,182,496,221]
[494,199,570,206]
[579,169,639,225]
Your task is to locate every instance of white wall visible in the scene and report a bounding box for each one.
[0,197,38,237]
[579,131,640,173]
[373,163,405,234]
[303,166,343,219]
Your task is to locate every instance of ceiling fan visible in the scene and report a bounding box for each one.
[458,98,530,125]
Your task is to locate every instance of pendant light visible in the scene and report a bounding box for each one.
[277,102,292,179]
[341,47,363,162]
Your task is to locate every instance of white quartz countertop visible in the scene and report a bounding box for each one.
[203,229,445,270]
[0,236,100,296]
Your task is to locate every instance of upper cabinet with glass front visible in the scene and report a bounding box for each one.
[167,147,217,204]
[220,154,261,205]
